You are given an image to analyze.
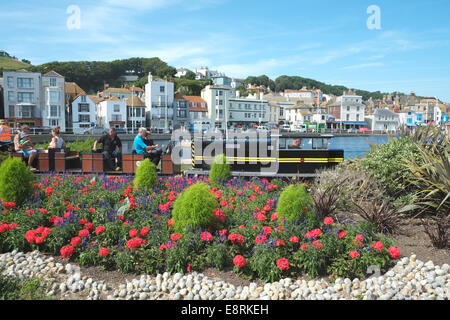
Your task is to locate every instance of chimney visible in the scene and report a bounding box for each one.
[148,72,153,83]
[236,90,241,98]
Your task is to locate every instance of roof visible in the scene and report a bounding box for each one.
[44,70,64,77]
[373,108,399,117]
[125,96,145,107]
[88,95,104,104]
[104,87,131,94]
[183,95,207,104]
[65,82,86,97]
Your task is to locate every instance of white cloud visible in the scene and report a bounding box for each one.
[341,62,384,70]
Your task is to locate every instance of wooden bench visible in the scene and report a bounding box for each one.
[161,154,181,175]
[122,154,144,174]
[82,153,104,173]
[54,150,81,172]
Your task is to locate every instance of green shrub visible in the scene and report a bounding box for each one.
[206,243,232,269]
[209,154,231,186]
[133,158,157,191]
[0,271,51,300]
[171,182,218,234]
[0,157,35,205]
[276,184,313,223]
[358,137,421,197]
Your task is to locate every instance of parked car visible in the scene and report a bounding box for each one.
[347,128,358,133]
[359,127,372,133]
[83,127,107,135]
[291,124,307,133]
[256,125,269,132]
[280,124,291,132]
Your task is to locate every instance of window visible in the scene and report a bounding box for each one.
[347,106,350,111]
[78,104,89,113]
[47,91,60,103]
[357,106,360,111]
[20,106,32,117]
[112,115,122,121]
[50,105,59,117]
[177,110,187,118]
[79,115,90,123]
[219,91,223,96]
[219,100,223,106]
[17,78,33,88]
[50,78,56,87]
[8,91,14,102]
[18,92,33,103]
[113,104,120,112]
[9,105,14,117]
[346,114,350,121]
[7,77,13,88]
[356,114,360,121]
[160,86,165,93]
[50,119,59,126]
[81,96,86,102]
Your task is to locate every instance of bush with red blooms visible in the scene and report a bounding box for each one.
[60,245,74,259]
[233,255,246,268]
[276,258,290,271]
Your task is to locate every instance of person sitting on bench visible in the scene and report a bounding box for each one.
[134,128,162,166]
[92,128,123,171]
[14,125,38,171]
[48,126,66,151]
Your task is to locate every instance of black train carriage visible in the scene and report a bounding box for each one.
[188,133,344,178]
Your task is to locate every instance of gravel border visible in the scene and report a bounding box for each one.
[1,250,449,300]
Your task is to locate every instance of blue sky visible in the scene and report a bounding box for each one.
[1,0,450,101]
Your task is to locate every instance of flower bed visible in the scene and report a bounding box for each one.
[0,174,401,283]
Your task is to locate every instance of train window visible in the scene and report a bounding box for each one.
[312,138,329,150]
[279,138,287,149]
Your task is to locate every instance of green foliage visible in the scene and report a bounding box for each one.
[0,157,35,205]
[0,151,9,166]
[276,184,313,223]
[0,271,51,300]
[358,137,421,197]
[209,154,231,187]
[248,247,283,283]
[35,138,100,154]
[172,183,218,234]
[206,243,232,269]
[114,250,135,274]
[133,158,157,191]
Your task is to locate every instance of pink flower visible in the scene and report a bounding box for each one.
[350,250,360,258]
[324,217,334,225]
[388,246,400,259]
[99,248,109,257]
[276,258,290,271]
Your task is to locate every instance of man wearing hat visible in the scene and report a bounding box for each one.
[13,125,38,171]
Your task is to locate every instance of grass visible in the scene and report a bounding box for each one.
[0,56,32,71]
[0,269,55,300]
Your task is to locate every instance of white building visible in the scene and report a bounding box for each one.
[125,95,146,133]
[144,73,175,131]
[175,68,192,78]
[365,108,399,132]
[72,94,96,134]
[285,104,313,126]
[42,71,66,132]
[96,97,127,130]
[228,94,269,126]
[3,70,43,128]
[328,91,366,129]
[201,85,234,129]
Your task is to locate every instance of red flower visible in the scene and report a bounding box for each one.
[84,222,94,231]
[0,223,9,233]
[355,234,363,241]
[239,225,245,229]
[233,255,246,268]
[170,233,181,241]
[168,218,174,228]
[45,187,53,196]
[276,258,290,271]
[78,218,88,225]
[350,250,360,258]
[140,227,150,237]
[300,243,308,251]
[126,237,145,249]
[39,208,48,214]
[228,233,244,245]
[95,226,106,235]
[35,236,45,244]
[388,246,400,259]
[60,245,74,259]
[289,236,299,243]
[312,240,322,249]
[25,230,37,243]
[218,229,227,237]
[270,212,278,221]
[338,230,348,239]
[372,241,384,251]
[78,229,89,238]
[324,217,334,225]
[129,229,138,238]
[89,208,96,212]
[255,235,267,244]
[200,231,213,242]
[262,226,272,236]
[275,239,285,247]
[71,236,82,247]
[99,248,109,257]
[352,239,363,247]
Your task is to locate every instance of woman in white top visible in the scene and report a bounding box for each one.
[48,126,66,150]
